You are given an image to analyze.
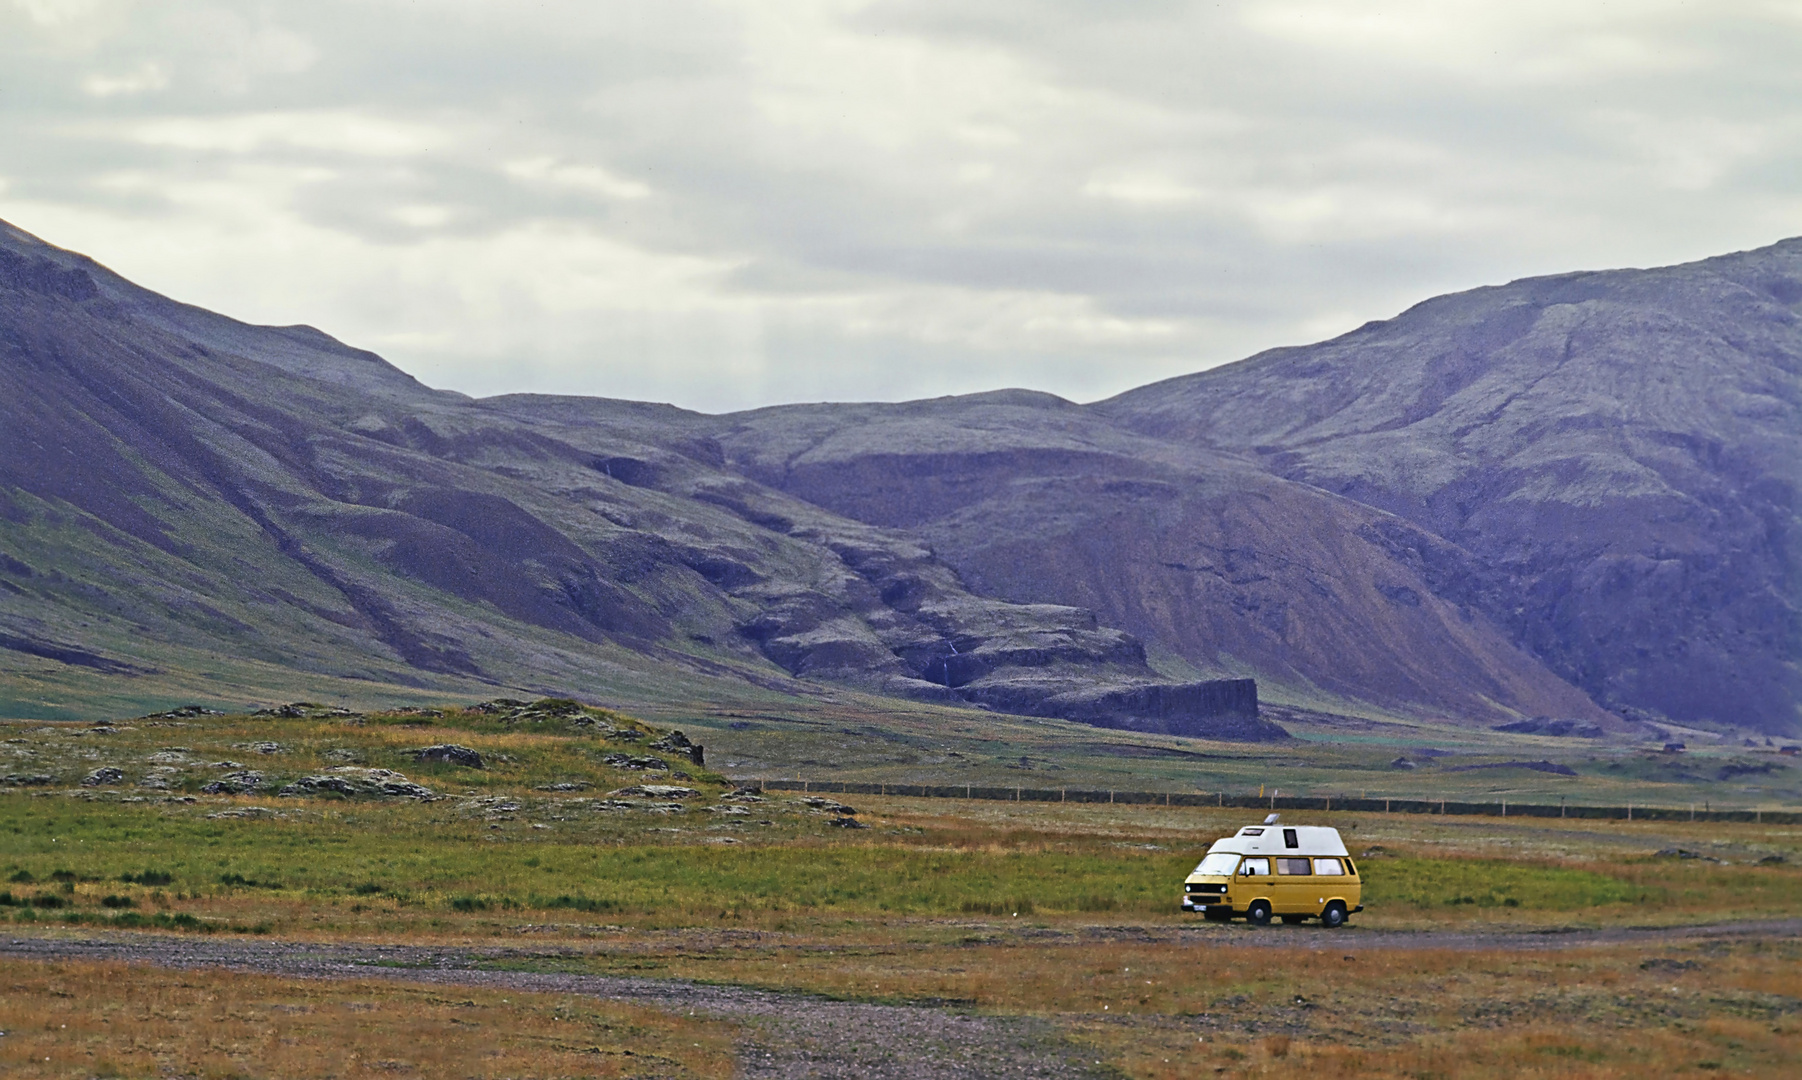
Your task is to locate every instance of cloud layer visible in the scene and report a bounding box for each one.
[3,0,1799,411]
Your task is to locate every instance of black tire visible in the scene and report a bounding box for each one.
[1246,900,1272,926]
[1281,914,1307,925]
[1321,901,1347,928]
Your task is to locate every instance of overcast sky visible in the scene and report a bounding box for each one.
[2,1,1799,412]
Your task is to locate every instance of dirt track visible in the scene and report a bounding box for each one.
[2,931,1102,1080]
[6,919,1801,1077]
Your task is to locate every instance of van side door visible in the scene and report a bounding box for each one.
[1236,856,1272,907]
[1273,857,1314,913]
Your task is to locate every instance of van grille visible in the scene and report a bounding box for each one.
[1186,883,1226,894]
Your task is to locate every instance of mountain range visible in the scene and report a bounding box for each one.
[1,219,1796,735]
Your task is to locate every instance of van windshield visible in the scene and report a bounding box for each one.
[1192,853,1242,876]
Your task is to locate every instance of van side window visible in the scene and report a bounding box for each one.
[1313,858,1344,876]
[1283,828,1298,849]
[1345,859,1357,877]
[1239,857,1270,877]
[1276,858,1311,875]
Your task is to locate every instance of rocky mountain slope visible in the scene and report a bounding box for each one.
[1099,240,1802,733]
[2,218,1792,734]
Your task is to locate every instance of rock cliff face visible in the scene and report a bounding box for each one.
[701,392,1607,725]
[1,217,1793,734]
[1098,240,1802,733]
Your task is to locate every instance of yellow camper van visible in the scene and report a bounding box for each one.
[1182,819,1362,927]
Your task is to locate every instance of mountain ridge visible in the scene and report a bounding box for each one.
[2,219,1793,733]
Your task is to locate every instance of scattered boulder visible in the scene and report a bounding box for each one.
[1390,757,1416,770]
[722,791,765,803]
[137,768,179,790]
[828,816,871,829]
[536,781,591,791]
[1,774,55,786]
[412,744,485,769]
[1360,846,1388,858]
[466,698,530,714]
[472,698,594,725]
[608,785,700,799]
[240,742,286,755]
[1757,854,1787,865]
[200,771,265,795]
[253,703,361,720]
[81,766,124,786]
[277,768,434,799]
[138,705,224,720]
[800,796,857,814]
[602,753,669,771]
[649,730,706,767]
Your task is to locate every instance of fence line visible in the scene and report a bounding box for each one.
[740,778,1799,825]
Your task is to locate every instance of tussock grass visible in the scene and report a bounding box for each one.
[0,957,734,1079]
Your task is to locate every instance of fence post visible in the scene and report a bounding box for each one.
[1385,798,1390,813]
[1502,799,1506,817]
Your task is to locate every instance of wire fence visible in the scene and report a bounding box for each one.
[740,778,1801,825]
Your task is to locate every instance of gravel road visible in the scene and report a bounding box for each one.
[7,919,1800,1077]
[1,931,1106,1079]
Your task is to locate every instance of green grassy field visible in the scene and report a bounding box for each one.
[4,700,1800,1078]
[1,700,1797,936]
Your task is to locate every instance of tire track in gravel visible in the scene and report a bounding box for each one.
[0,932,1108,1080]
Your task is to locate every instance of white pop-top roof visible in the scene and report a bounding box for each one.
[1205,824,1349,858]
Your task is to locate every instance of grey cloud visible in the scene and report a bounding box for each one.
[1,0,1799,411]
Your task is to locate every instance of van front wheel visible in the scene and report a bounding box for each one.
[1246,900,1272,926]
[1321,902,1347,928]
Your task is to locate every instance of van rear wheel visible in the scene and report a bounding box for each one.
[1321,901,1347,928]
[1246,900,1272,926]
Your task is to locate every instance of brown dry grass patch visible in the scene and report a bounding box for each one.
[0,957,736,1079]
